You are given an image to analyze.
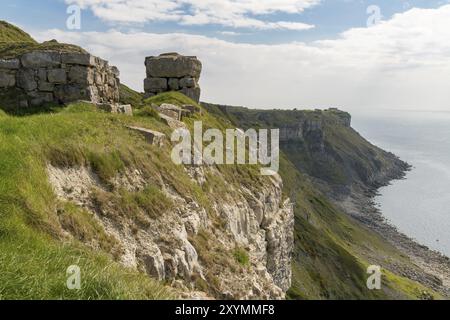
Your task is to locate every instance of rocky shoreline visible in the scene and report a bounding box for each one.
[337,160,450,297]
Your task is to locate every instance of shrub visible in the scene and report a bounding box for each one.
[233,247,249,266]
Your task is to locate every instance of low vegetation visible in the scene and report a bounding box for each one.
[119,84,144,108]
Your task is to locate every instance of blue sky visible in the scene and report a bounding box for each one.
[2,1,450,110]
[2,0,447,43]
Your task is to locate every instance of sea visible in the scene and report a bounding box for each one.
[351,110,450,257]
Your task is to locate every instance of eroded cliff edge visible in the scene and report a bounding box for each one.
[47,147,294,300]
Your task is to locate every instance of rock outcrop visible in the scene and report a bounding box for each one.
[126,126,166,147]
[0,50,120,109]
[47,164,294,299]
[144,53,202,102]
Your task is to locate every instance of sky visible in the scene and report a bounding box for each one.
[2,0,450,111]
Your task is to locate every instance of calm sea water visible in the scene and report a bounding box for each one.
[350,110,450,257]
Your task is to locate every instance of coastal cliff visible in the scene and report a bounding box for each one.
[1,21,449,300]
[203,102,450,299]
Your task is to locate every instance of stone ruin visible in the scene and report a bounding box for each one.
[0,50,120,109]
[144,53,202,102]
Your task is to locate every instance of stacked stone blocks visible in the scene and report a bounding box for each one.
[0,51,120,108]
[144,53,202,102]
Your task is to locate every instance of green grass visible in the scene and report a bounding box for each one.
[144,91,197,107]
[0,101,183,299]
[233,248,250,266]
[0,21,36,44]
[0,40,86,60]
[0,225,172,299]
[119,84,144,108]
[135,105,160,120]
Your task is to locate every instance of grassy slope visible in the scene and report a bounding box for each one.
[0,102,178,299]
[279,156,438,300]
[0,91,268,299]
[119,84,144,108]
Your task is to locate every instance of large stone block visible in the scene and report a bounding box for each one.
[7,49,120,108]
[97,103,133,115]
[29,91,54,107]
[168,78,179,90]
[54,84,88,103]
[0,59,20,69]
[179,77,196,88]
[68,66,94,85]
[21,51,61,68]
[180,87,201,103]
[37,68,47,81]
[127,126,166,146]
[157,103,182,120]
[38,81,54,92]
[145,53,202,78]
[144,77,167,91]
[48,69,67,84]
[0,72,16,88]
[17,69,37,91]
[61,53,96,66]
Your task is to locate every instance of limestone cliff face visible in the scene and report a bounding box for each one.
[48,164,294,299]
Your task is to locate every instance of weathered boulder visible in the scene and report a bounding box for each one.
[145,52,202,78]
[110,66,120,77]
[157,103,182,120]
[97,103,133,115]
[126,126,166,146]
[158,113,187,129]
[182,104,202,116]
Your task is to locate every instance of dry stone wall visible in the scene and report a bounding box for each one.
[144,53,202,102]
[0,51,120,108]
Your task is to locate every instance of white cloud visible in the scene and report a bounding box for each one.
[35,5,450,111]
[65,0,318,30]
[218,31,244,36]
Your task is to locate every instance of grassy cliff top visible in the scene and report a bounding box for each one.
[0,21,86,59]
[0,21,36,44]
